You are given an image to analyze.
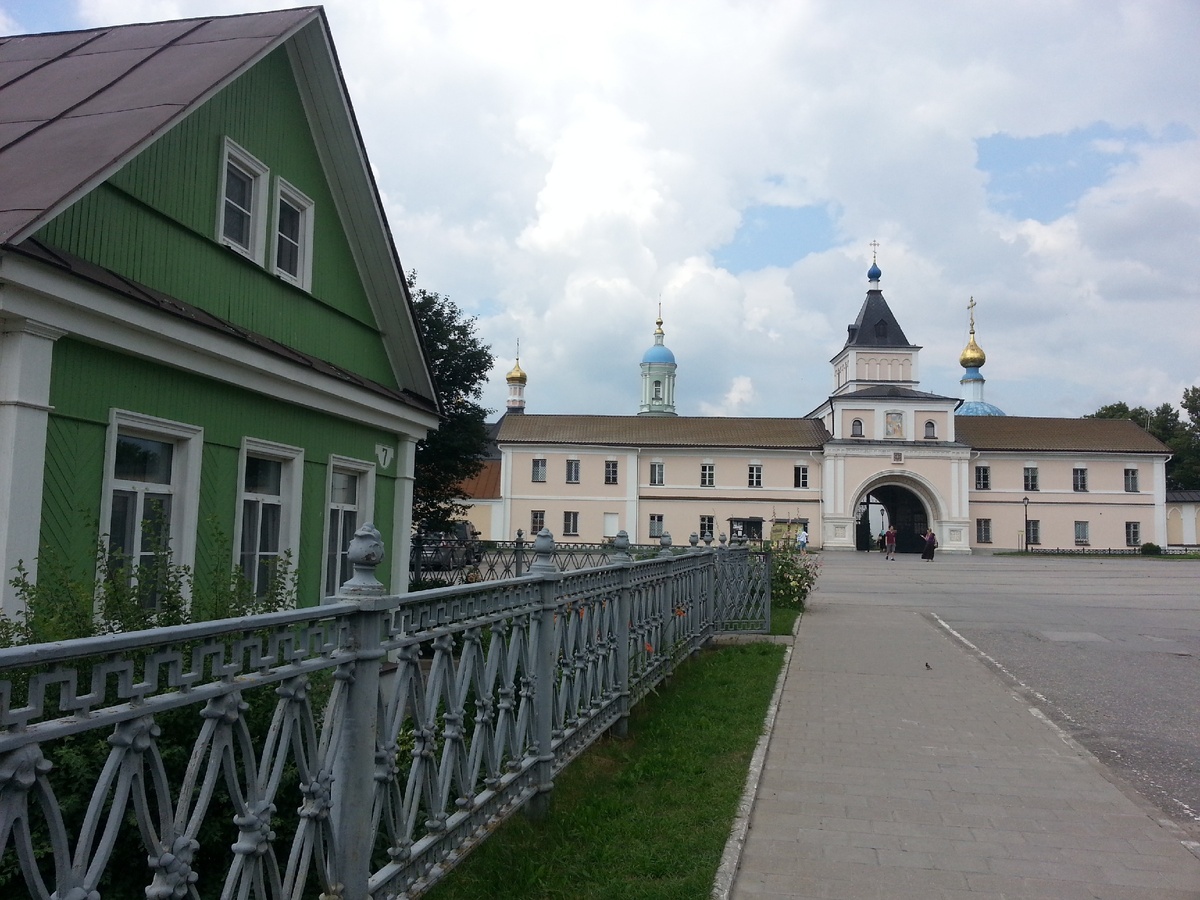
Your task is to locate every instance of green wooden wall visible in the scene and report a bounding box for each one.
[33,46,398,389]
[42,339,401,602]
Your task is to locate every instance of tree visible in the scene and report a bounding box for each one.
[1087,390,1200,490]
[407,273,495,527]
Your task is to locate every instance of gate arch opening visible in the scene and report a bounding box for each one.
[855,483,931,554]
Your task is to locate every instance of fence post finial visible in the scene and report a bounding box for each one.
[339,523,385,595]
[528,528,559,573]
[658,532,673,558]
[613,530,633,563]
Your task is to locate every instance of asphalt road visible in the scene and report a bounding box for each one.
[815,550,1200,839]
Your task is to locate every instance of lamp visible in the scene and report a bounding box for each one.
[1022,496,1029,553]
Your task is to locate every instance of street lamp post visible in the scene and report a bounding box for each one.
[1022,496,1029,553]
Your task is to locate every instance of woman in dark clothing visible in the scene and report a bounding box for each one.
[921,529,937,561]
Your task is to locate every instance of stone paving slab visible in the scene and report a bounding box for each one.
[727,583,1200,899]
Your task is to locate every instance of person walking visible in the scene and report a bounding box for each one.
[797,527,809,553]
[921,529,937,561]
[885,525,897,560]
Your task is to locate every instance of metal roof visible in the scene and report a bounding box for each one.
[955,416,1169,453]
[497,414,831,449]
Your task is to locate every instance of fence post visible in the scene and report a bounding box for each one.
[612,531,633,739]
[514,529,525,577]
[528,528,560,820]
[327,524,389,900]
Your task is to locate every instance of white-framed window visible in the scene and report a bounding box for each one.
[273,178,314,289]
[101,411,204,606]
[565,459,580,483]
[219,138,269,262]
[1124,468,1139,492]
[530,510,545,533]
[236,438,303,598]
[603,512,618,538]
[924,420,936,439]
[976,518,992,543]
[652,380,662,400]
[794,465,808,488]
[1074,521,1089,545]
[1024,466,1039,491]
[700,463,714,487]
[323,456,375,597]
[699,515,714,539]
[649,461,664,486]
[975,466,991,490]
[531,458,546,483]
[748,464,762,488]
[563,511,579,536]
[1125,522,1141,546]
[1027,519,1040,545]
[851,418,864,437]
[1073,467,1088,492]
[605,460,619,484]
[649,514,664,538]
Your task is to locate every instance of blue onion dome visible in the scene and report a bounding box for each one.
[642,314,676,364]
[957,400,1006,416]
[867,261,882,281]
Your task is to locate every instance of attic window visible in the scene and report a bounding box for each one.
[220,139,269,262]
[874,319,888,340]
[274,179,314,290]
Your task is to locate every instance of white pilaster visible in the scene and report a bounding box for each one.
[391,433,418,592]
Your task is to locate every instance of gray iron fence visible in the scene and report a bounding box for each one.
[0,527,765,899]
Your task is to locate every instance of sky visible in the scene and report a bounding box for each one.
[3,1,1199,422]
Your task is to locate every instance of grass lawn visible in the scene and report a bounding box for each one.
[425,642,788,900]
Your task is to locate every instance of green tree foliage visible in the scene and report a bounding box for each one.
[1087,389,1200,490]
[407,273,495,527]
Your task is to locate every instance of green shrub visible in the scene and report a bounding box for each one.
[770,548,821,611]
[1140,542,1163,556]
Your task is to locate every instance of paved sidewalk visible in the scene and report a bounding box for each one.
[727,555,1200,899]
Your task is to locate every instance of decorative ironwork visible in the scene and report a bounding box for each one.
[0,531,757,899]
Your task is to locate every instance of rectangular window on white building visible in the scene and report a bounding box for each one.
[1124,468,1139,492]
[974,466,991,490]
[700,463,714,487]
[563,511,579,536]
[530,510,545,533]
[699,515,714,539]
[1024,466,1039,491]
[649,514,664,538]
[976,518,992,543]
[532,458,546,482]
[1027,519,1040,545]
[1074,521,1089,545]
[565,459,580,483]
[1073,467,1088,492]
[1125,521,1141,546]
[748,464,762,488]
[794,465,808,488]
[649,462,664,485]
[605,460,619,484]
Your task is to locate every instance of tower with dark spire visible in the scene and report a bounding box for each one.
[638,307,677,416]
[829,248,922,396]
[956,297,1005,416]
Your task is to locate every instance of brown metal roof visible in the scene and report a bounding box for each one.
[459,459,502,499]
[497,414,831,449]
[955,416,1169,453]
[0,8,319,244]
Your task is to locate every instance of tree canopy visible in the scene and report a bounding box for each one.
[1086,389,1200,490]
[407,273,495,527]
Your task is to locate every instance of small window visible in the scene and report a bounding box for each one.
[1074,521,1089,545]
[237,440,303,598]
[219,139,269,262]
[976,518,992,543]
[699,515,714,539]
[1027,519,1040,545]
[649,462,664,486]
[851,418,864,437]
[530,510,545,533]
[563,511,579,536]
[1073,467,1088,492]
[700,463,714,487]
[323,458,374,597]
[273,179,314,289]
[924,420,936,439]
[649,514,664,538]
[794,465,808,489]
[653,380,662,400]
[974,466,991,491]
[748,464,762,488]
[1124,468,1139,492]
[605,460,619,485]
[565,459,580,483]
[1125,522,1141,546]
[532,458,547,483]
[1024,466,1039,492]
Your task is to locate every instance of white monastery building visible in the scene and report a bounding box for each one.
[468,259,1171,554]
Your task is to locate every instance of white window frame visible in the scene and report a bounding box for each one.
[851,418,864,437]
[1125,521,1141,546]
[1026,519,1040,545]
[233,437,304,596]
[649,461,664,486]
[530,510,545,533]
[272,178,315,290]
[924,420,936,439]
[1024,466,1039,492]
[699,515,714,539]
[604,459,619,485]
[565,458,580,484]
[218,138,269,263]
[649,514,664,538]
[976,518,992,543]
[321,455,375,597]
[748,464,762,488]
[1074,520,1089,545]
[1073,466,1088,492]
[974,465,991,490]
[1124,467,1139,492]
[700,463,714,487]
[563,511,579,536]
[794,465,808,488]
[531,458,547,483]
[100,410,204,603]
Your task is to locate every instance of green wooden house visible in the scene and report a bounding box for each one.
[0,8,440,616]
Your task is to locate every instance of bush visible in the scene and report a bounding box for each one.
[1140,542,1163,555]
[770,548,821,611]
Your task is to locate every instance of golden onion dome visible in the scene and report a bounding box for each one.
[506,358,527,384]
[959,333,986,368]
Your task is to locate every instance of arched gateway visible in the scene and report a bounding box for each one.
[857,482,933,554]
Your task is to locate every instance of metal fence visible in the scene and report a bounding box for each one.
[0,527,768,899]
